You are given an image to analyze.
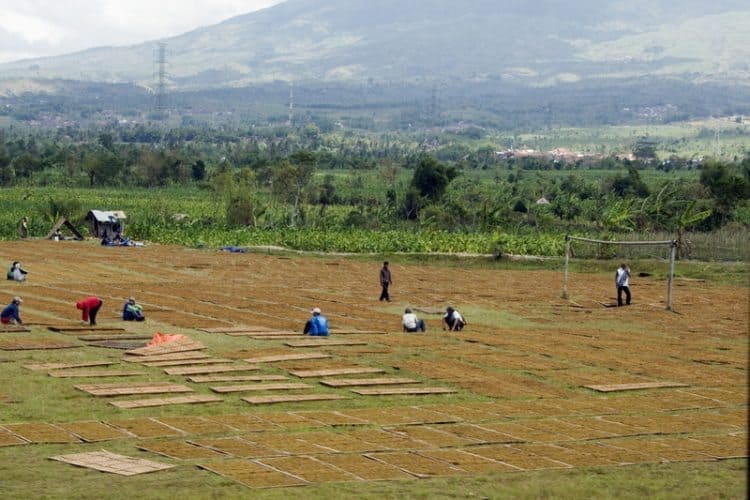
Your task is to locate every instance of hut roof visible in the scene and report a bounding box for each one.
[87,210,126,222]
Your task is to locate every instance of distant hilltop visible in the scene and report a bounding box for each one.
[0,0,748,90]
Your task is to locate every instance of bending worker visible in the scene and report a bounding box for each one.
[76,296,103,326]
[1,296,23,325]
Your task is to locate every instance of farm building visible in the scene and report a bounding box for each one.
[86,210,126,238]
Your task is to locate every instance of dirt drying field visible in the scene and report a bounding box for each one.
[0,240,747,495]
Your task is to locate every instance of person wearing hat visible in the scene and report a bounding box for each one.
[122,297,145,321]
[303,307,329,336]
[76,296,103,326]
[402,307,426,333]
[442,306,466,332]
[1,296,23,325]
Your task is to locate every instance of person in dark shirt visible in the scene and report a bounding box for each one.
[443,306,466,332]
[18,217,29,239]
[379,261,393,302]
[1,296,23,325]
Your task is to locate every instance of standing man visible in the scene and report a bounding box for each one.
[615,263,631,306]
[76,296,104,326]
[379,261,392,302]
[18,217,29,239]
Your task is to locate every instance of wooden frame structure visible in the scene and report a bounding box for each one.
[562,235,678,311]
[44,217,84,240]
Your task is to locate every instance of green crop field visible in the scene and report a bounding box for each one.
[1,185,747,261]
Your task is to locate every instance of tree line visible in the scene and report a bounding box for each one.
[0,125,748,239]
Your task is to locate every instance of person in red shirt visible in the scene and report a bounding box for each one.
[76,296,103,325]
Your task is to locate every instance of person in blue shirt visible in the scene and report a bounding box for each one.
[1,296,23,325]
[303,307,329,336]
[122,297,145,321]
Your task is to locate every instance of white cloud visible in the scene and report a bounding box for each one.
[0,10,70,45]
[0,0,284,63]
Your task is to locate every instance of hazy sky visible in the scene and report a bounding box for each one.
[0,0,285,63]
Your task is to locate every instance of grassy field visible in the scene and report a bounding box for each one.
[0,239,746,498]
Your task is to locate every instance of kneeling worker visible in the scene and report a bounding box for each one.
[443,306,466,332]
[303,307,329,336]
[402,308,426,332]
[123,297,145,321]
[7,261,28,282]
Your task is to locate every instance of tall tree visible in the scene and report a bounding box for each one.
[700,161,750,224]
[271,150,316,226]
[410,155,457,201]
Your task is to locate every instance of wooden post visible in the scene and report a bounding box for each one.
[667,240,677,311]
[562,235,570,299]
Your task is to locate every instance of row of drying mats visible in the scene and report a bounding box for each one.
[4,322,460,480]
[4,324,689,410]
[7,323,459,409]
[3,323,694,483]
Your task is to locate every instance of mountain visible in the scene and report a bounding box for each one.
[1,0,748,90]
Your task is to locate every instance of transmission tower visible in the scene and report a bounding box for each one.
[287,82,294,126]
[715,128,721,158]
[429,83,438,127]
[154,42,169,115]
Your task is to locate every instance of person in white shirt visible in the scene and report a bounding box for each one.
[402,308,426,332]
[443,306,465,331]
[615,263,631,306]
[7,261,27,282]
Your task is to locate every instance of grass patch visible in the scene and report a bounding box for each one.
[0,443,744,500]
[458,306,538,330]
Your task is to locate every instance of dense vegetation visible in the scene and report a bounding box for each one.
[4,78,750,132]
[1,117,748,259]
